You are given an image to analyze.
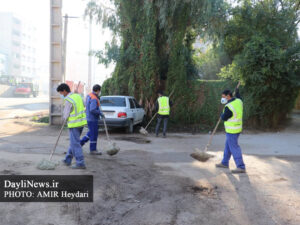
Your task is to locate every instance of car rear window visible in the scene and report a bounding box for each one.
[100,97,126,107]
[17,84,30,88]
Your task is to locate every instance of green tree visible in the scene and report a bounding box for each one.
[219,0,300,128]
[86,0,228,118]
[193,46,231,80]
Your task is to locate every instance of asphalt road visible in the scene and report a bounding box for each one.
[0,96,49,120]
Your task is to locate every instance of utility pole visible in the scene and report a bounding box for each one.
[88,18,92,92]
[62,14,68,82]
[50,0,63,125]
[62,15,79,83]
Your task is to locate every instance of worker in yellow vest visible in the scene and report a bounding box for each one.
[57,83,87,169]
[155,90,172,138]
[215,88,246,173]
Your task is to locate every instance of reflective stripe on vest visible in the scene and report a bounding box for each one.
[158,96,170,115]
[65,93,87,128]
[224,98,243,134]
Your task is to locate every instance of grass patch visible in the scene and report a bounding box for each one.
[32,116,49,124]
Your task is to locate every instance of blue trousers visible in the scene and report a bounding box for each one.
[221,133,245,169]
[64,127,85,166]
[80,121,98,151]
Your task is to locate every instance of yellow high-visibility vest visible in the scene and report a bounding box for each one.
[158,96,170,115]
[65,93,87,128]
[224,98,243,134]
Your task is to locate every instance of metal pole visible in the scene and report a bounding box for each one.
[62,14,68,82]
[88,18,92,92]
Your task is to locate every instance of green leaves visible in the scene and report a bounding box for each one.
[219,0,300,128]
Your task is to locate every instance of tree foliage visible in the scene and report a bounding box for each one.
[86,0,228,118]
[87,0,300,129]
[193,46,231,80]
[219,0,300,128]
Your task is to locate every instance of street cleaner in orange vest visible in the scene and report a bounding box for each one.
[57,83,87,169]
[80,84,104,155]
[215,88,246,173]
[155,90,172,138]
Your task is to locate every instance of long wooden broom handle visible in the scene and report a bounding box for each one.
[204,81,241,151]
[102,116,111,142]
[99,104,111,142]
[144,112,157,130]
[49,119,67,160]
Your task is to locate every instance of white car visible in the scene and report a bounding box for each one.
[99,95,145,133]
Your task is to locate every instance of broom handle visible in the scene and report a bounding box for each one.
[102,116,110,142]
[204,81,241,151]
[144,112,157,129]
[49,119,66,160]
[144,89,175,129]
[99,104,111,142]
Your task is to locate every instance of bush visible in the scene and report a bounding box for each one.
[168,80,237,131]
[219,35,300,128]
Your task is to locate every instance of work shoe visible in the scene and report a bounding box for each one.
[231,168,246,174]
[61,160,71,166]
[71,165,86,169]
[215,163,229,168]
[90,151,102,155]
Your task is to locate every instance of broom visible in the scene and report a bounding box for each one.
[37,119,66,170]
[190,82,241,162]
[100,105,120,156]
[139,112,157,135]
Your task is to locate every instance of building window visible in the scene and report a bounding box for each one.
[12,30,20,36]
[13,18,20,24]
[12,41,20,47]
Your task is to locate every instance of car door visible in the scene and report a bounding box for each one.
[128,98,137,124]
[133,98,144,123]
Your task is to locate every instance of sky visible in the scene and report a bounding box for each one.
[0,0,114,88]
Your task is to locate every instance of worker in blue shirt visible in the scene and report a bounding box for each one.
[80,84,104,155]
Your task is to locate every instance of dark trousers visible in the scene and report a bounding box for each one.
[155,116,168,136]
[80,121,99,151]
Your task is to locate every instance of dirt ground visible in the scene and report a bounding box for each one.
[0,110,300,225]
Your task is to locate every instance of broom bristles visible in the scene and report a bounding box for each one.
[190,149,214,162]
[37,159,58,170]
[139,127,148,135]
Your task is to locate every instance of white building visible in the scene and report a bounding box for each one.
[20,22,37,78]
[0,12,37,79]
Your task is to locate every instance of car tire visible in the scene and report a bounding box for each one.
[126,120,134,133]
